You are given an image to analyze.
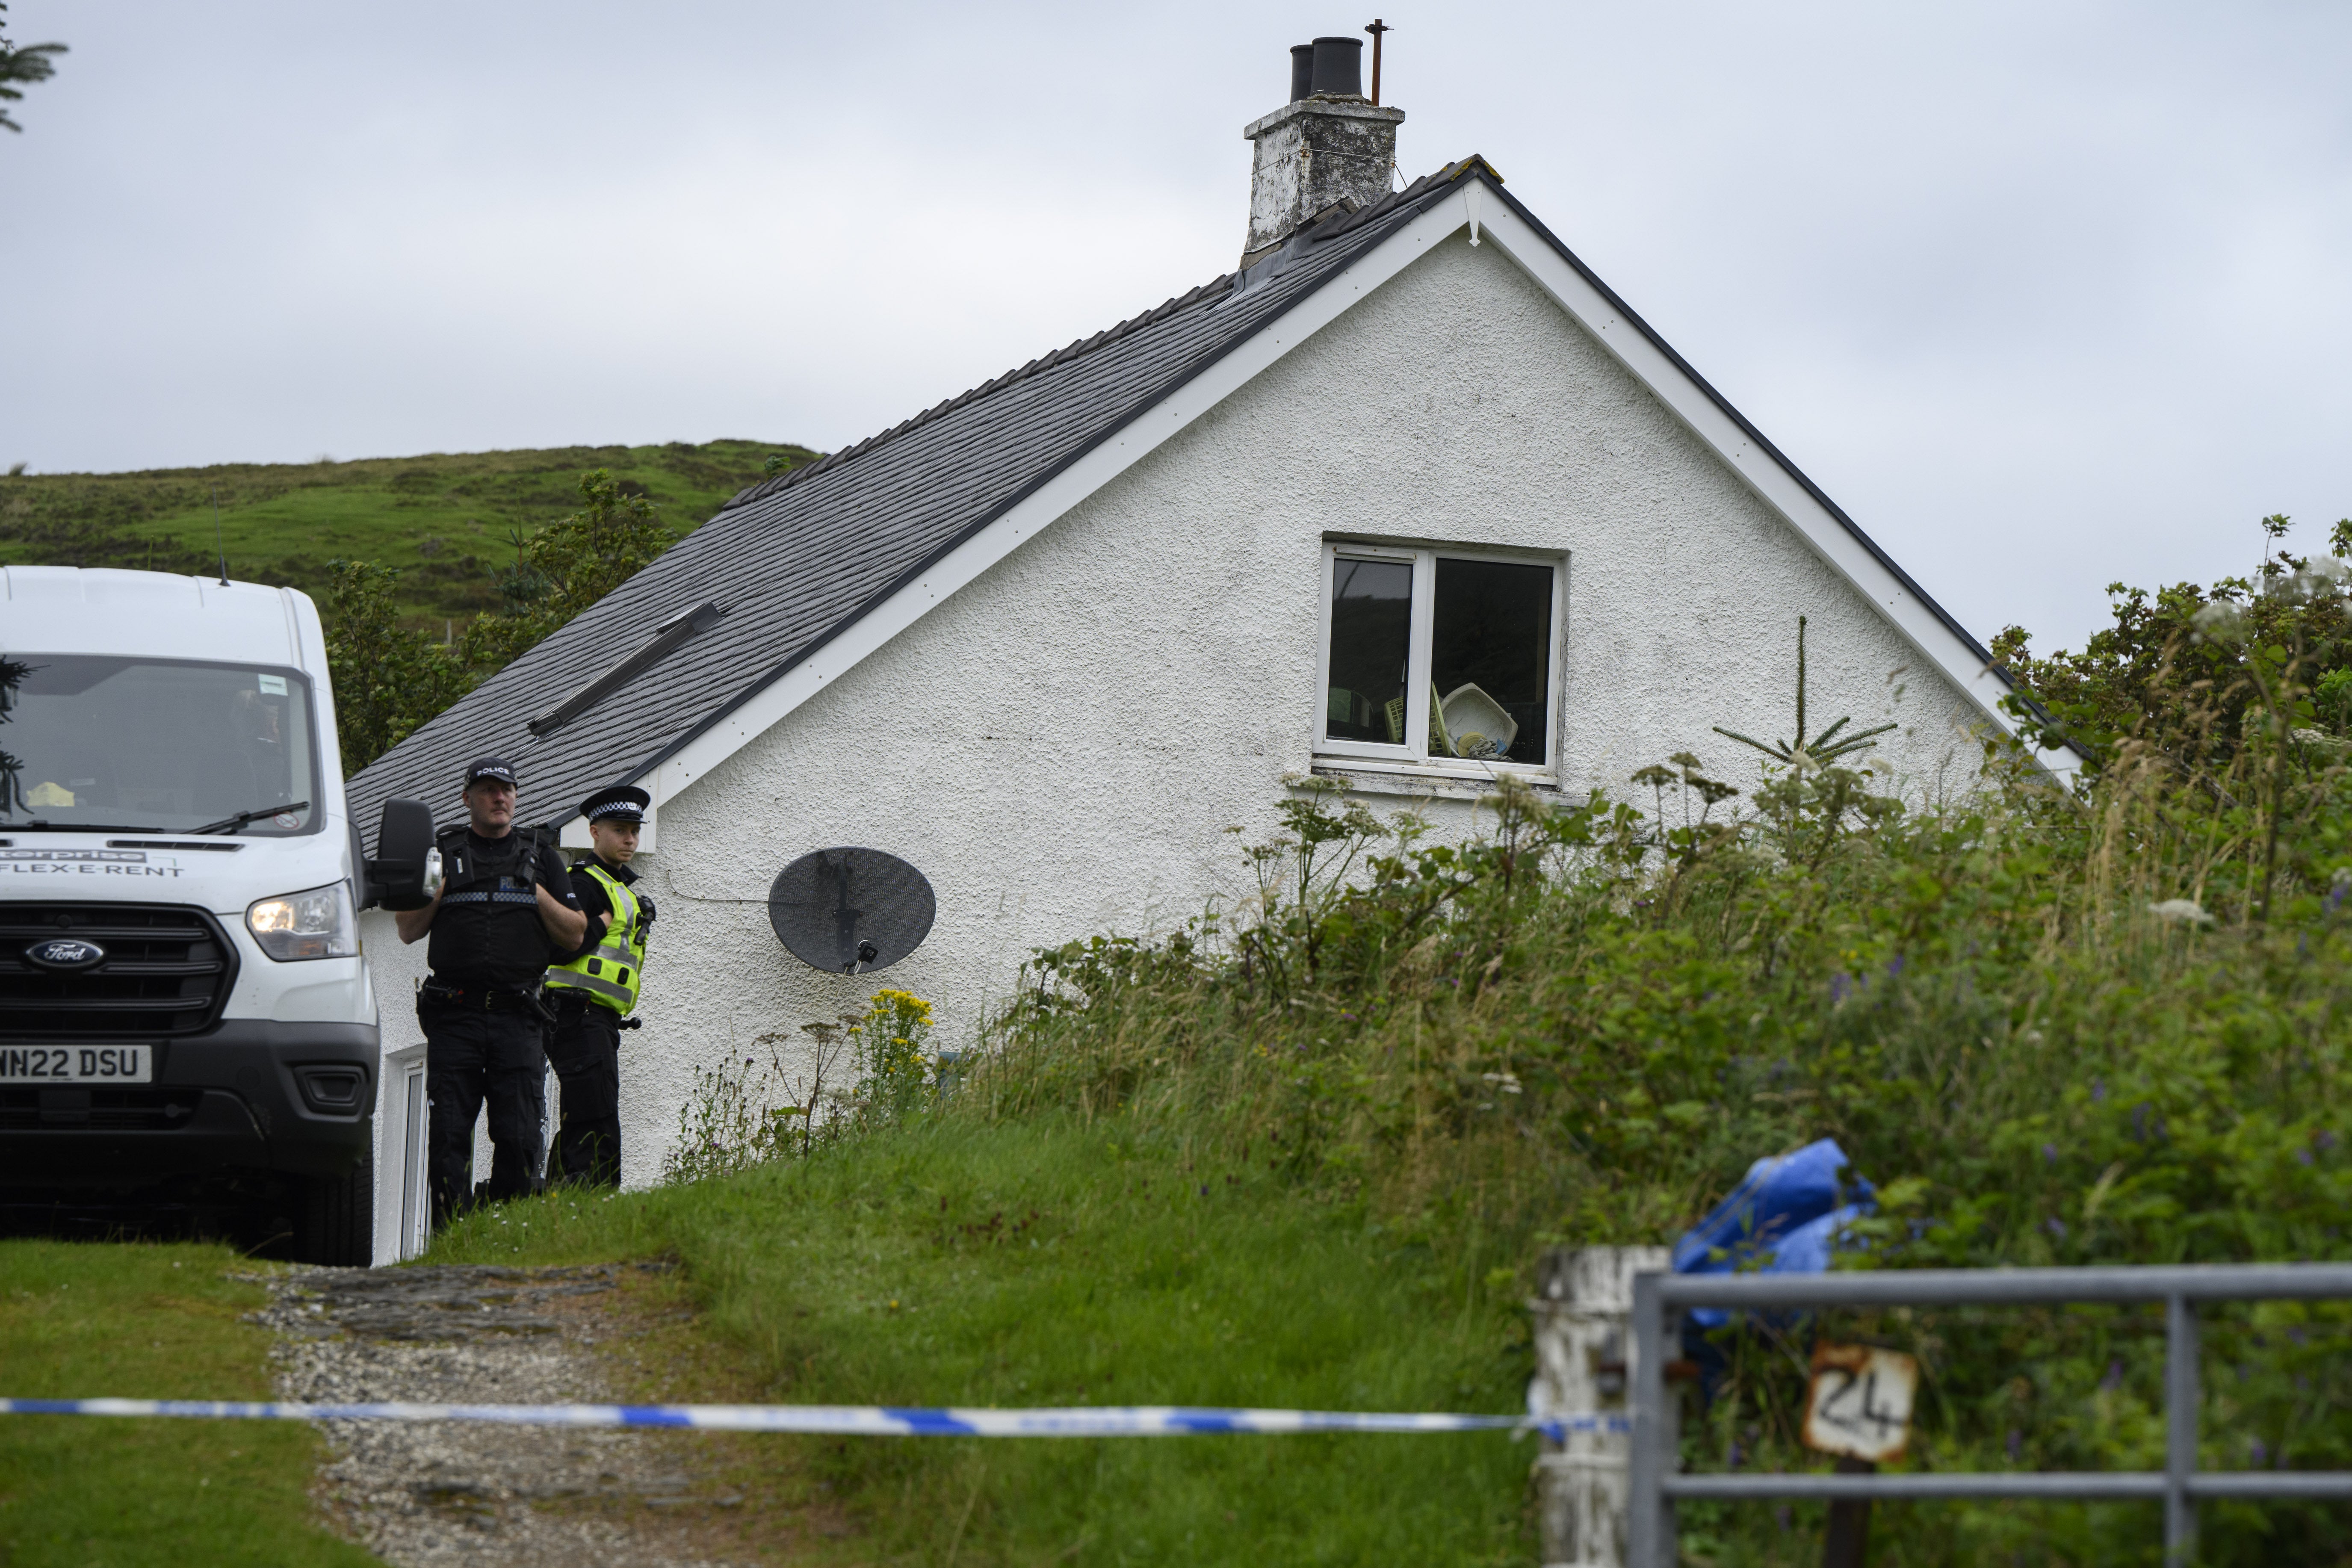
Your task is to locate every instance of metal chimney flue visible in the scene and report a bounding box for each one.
[1307,35,1363,97]
[1289,44,1314,103]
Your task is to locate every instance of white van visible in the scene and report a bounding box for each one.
[0,567,436,1264]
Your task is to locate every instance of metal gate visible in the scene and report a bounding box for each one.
[1628,1263,2352,1567]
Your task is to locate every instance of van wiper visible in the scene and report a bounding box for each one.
[7,820,168,833]
[190,800,311,835]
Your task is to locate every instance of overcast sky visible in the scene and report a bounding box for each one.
[5,2,2347,653]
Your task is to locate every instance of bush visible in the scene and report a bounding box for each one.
[321,468,677,771]
[458,468,673,676]
[662,990,941,1185]
[319,558,476,773]
[960,715,2352,1563]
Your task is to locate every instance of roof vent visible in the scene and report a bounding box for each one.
[529,600,726,738]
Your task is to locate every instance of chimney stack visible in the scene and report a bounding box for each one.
[1241,36,1405,267]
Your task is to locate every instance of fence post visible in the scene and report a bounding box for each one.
[1530,1247,1670,1567]
[2166,1293,2198,1565]
[1627,1269,1675,1568]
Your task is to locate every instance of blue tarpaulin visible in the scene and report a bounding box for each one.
[1672,1137,1875,1329]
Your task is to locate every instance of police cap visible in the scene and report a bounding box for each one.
[581,783,651,826]
[464,756,518,789]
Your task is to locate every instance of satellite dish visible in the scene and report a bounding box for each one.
[768,847,937,974]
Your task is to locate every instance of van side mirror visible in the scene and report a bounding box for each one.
[369,799,443,911]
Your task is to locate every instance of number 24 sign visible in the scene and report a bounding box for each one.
[1802,1342,1919,1464]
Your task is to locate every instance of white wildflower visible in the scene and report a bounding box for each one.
[2148,898,2215,927]
[2191,600,2247,642]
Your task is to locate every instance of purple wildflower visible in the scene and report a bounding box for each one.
[2101,1358,2125,1392]
[2006,1429,2023,1462]
[1830,972,1854,1003]
[1885,955,1906,977]
[2046,1217,2068,1240]
[2092,1079,2108,1103]
[2252,1437,2269,1465]
[2042,1143,2059,1165]
[2133,1104,2150,1142]
[2319,1130,2340,1153]
[2331,880,2349,916]
[2301,1148,2316,1166]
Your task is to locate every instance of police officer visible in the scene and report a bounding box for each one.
[395,757,585,1228]
[543,784,654,1187]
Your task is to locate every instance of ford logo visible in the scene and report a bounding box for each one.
[25,937,106,971]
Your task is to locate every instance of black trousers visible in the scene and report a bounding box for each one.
[546,998,622,1188]
[420,1002,548,1229]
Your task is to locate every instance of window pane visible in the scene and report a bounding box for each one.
[1325,557,1413,745]
[1431,558,1553,764]
[0,656,319,833]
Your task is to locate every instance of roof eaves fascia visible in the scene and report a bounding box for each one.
[1472,177,2083,777]
[620,187,1471,806]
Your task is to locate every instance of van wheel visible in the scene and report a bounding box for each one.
[293,1160,373,1266]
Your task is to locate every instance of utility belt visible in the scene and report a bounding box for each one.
[419,977,554,1024]
[548,989,644,1031]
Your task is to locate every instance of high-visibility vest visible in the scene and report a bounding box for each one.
[545,862,645,1016]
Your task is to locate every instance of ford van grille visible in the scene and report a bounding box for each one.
[0,904,238,1039]
[0,1086,207,1130]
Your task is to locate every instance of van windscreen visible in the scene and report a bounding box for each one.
[0,655,319,835]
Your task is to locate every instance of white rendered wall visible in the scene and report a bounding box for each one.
[592,232,1987,1188]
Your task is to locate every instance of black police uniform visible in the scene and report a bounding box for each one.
[544,785,652,1188]
[418,776,578,1228]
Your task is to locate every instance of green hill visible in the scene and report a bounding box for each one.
[0,438,819,631]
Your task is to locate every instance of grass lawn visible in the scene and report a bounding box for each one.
[0,1240,380,1568]
[429,1111,1539,1566]
[0,438,817,630]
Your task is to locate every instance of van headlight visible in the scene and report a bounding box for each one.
[247,882,359,961]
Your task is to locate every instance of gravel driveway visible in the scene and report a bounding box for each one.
[260,1262,813,1567]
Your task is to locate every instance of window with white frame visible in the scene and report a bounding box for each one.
[1316,542,1561,773]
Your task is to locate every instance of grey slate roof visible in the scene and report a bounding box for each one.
[348,158,1508,835]
[348,152,2038,833]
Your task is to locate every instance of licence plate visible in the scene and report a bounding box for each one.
[0,1045,154,1084]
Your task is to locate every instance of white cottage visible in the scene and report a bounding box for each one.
[350,47,2076,1251]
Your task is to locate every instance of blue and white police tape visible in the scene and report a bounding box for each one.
[0,1397,1628,1441]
